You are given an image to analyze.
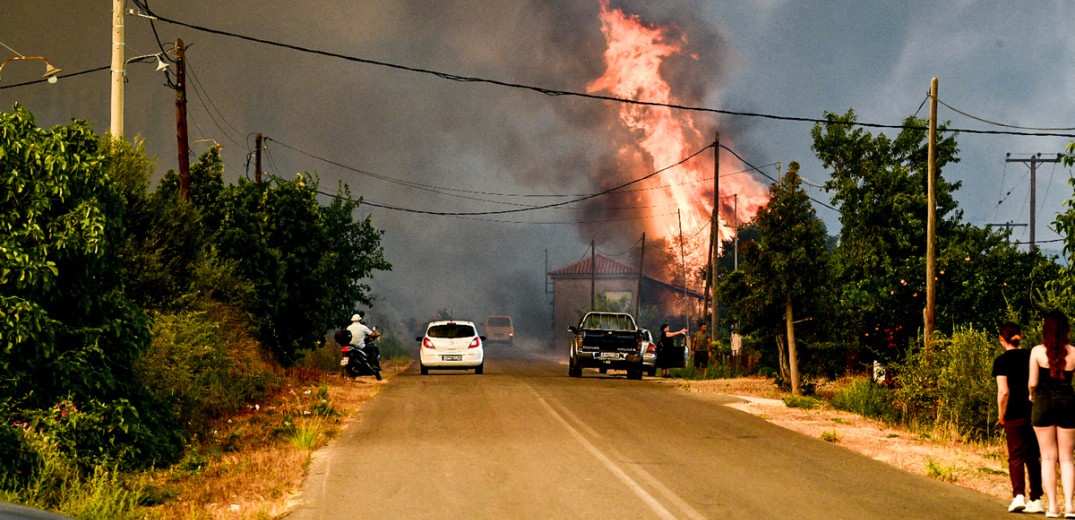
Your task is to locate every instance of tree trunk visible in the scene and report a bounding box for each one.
[786,296,800,395]
[776,334,788,382]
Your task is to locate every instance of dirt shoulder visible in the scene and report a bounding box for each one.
[672,377,1010,502]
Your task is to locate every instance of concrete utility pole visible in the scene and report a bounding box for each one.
[110,0,124,137]
[710,133,720,338]
[925,77,938,349]
[175,38,190,202]
[1006,152,1063,249]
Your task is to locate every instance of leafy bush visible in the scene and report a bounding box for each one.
[890,328,998,439]
[138,310,278,435]
[831,377,897,422]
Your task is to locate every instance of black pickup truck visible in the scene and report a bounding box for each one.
[567,311,645,379]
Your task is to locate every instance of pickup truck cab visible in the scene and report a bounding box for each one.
[568,312,645,379]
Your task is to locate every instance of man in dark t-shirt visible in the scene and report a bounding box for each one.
[992,321,1043,513]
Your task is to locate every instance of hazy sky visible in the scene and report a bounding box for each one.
[3,1,1073,332]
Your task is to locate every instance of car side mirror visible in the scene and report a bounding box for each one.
[480,336,487,341]
[415,337,422,342]
[568,326,578,335]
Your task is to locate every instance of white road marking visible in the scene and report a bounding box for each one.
[535,392,682,520]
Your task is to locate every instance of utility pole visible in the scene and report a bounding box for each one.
[678,209,688,332]
[925,77,937,349]
[255,132,264,184]
[710,132,720,338]
[175,38,190,203]
[1006,152,1063,249]
[590,240,596,312]
[733,194,739,271]
[636,233,646,316]
[110,0,124,137]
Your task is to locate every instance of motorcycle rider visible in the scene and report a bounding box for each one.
[346,313,381,369]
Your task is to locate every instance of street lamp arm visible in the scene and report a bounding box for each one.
[0,55,62,84]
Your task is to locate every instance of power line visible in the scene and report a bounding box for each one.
[0,65,110,89]
[312,144,713,216]
[129,4,1075,139]
[938,98,1075,132]
[718,143,838,213]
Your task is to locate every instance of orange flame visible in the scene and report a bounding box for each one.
[587,0,769,267]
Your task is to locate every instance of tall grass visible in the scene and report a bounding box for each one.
[831,377,897,422]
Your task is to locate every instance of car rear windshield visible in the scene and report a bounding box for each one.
[487,317,511,327]
[428,324,477,339]
[581,314,635,331]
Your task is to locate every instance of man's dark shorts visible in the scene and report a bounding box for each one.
[693,350,709,369]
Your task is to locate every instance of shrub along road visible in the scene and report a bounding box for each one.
[285,342,1006,519]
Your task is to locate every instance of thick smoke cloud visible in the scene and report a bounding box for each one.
[2,0,737,340]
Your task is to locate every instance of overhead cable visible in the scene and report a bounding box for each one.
[312,144,713,216]
[938,98,1075,132]
[128,4,1075,139]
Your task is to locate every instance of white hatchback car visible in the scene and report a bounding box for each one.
[418,320,485,375]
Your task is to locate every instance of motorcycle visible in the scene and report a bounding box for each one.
[335,329,382,381]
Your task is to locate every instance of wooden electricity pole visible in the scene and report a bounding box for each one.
[255,132,263,184]
[924,77,937,348]
[175,38,190,203]
[710,133,720,338]
[636,233,645,316]
[590,240,596,312]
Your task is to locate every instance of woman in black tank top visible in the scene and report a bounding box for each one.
[1029,310,1075,517]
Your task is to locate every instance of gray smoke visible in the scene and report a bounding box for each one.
[1,0,735,341]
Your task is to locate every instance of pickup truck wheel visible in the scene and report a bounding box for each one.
[598,367,608,374]
[627,367,643,380]
[568,358,582,378]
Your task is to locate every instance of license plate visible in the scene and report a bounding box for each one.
[339,358,348,367]
[597,352,621,360]
[442,355,462,361]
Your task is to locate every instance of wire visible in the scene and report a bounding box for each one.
[938,98,1075,132]
[718,143,838,213]
[130,4,1075,139]
[597,235,644,258]
[185,60,246,148]
[0,66,110,89]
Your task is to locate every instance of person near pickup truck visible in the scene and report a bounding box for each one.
[692,323,711,375]
[657,324,688,377]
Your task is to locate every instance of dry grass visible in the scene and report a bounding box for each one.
[679,376,1011,501]
[134,361,409,519]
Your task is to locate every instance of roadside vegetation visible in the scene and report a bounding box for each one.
[0,106,392,518]
[2,103,1075,518]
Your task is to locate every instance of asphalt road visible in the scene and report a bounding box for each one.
[285,339,1009,519]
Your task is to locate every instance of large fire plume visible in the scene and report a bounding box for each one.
[586,0,770,277]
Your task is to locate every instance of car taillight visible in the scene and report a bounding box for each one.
[469,337,481,349]
[422,338,435,349]
[340,346,352,353]
[646,344,657,354]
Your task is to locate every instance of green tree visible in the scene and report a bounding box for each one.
[812,110,962,363]
[0,106,181,473]
[194,172,391,365]
[727,162,830,394]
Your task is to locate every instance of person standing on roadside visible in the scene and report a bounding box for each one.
[992,321,1044,513]
[1030,310,1075,518]
[657,324,688,378]
[692,323,711,377]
